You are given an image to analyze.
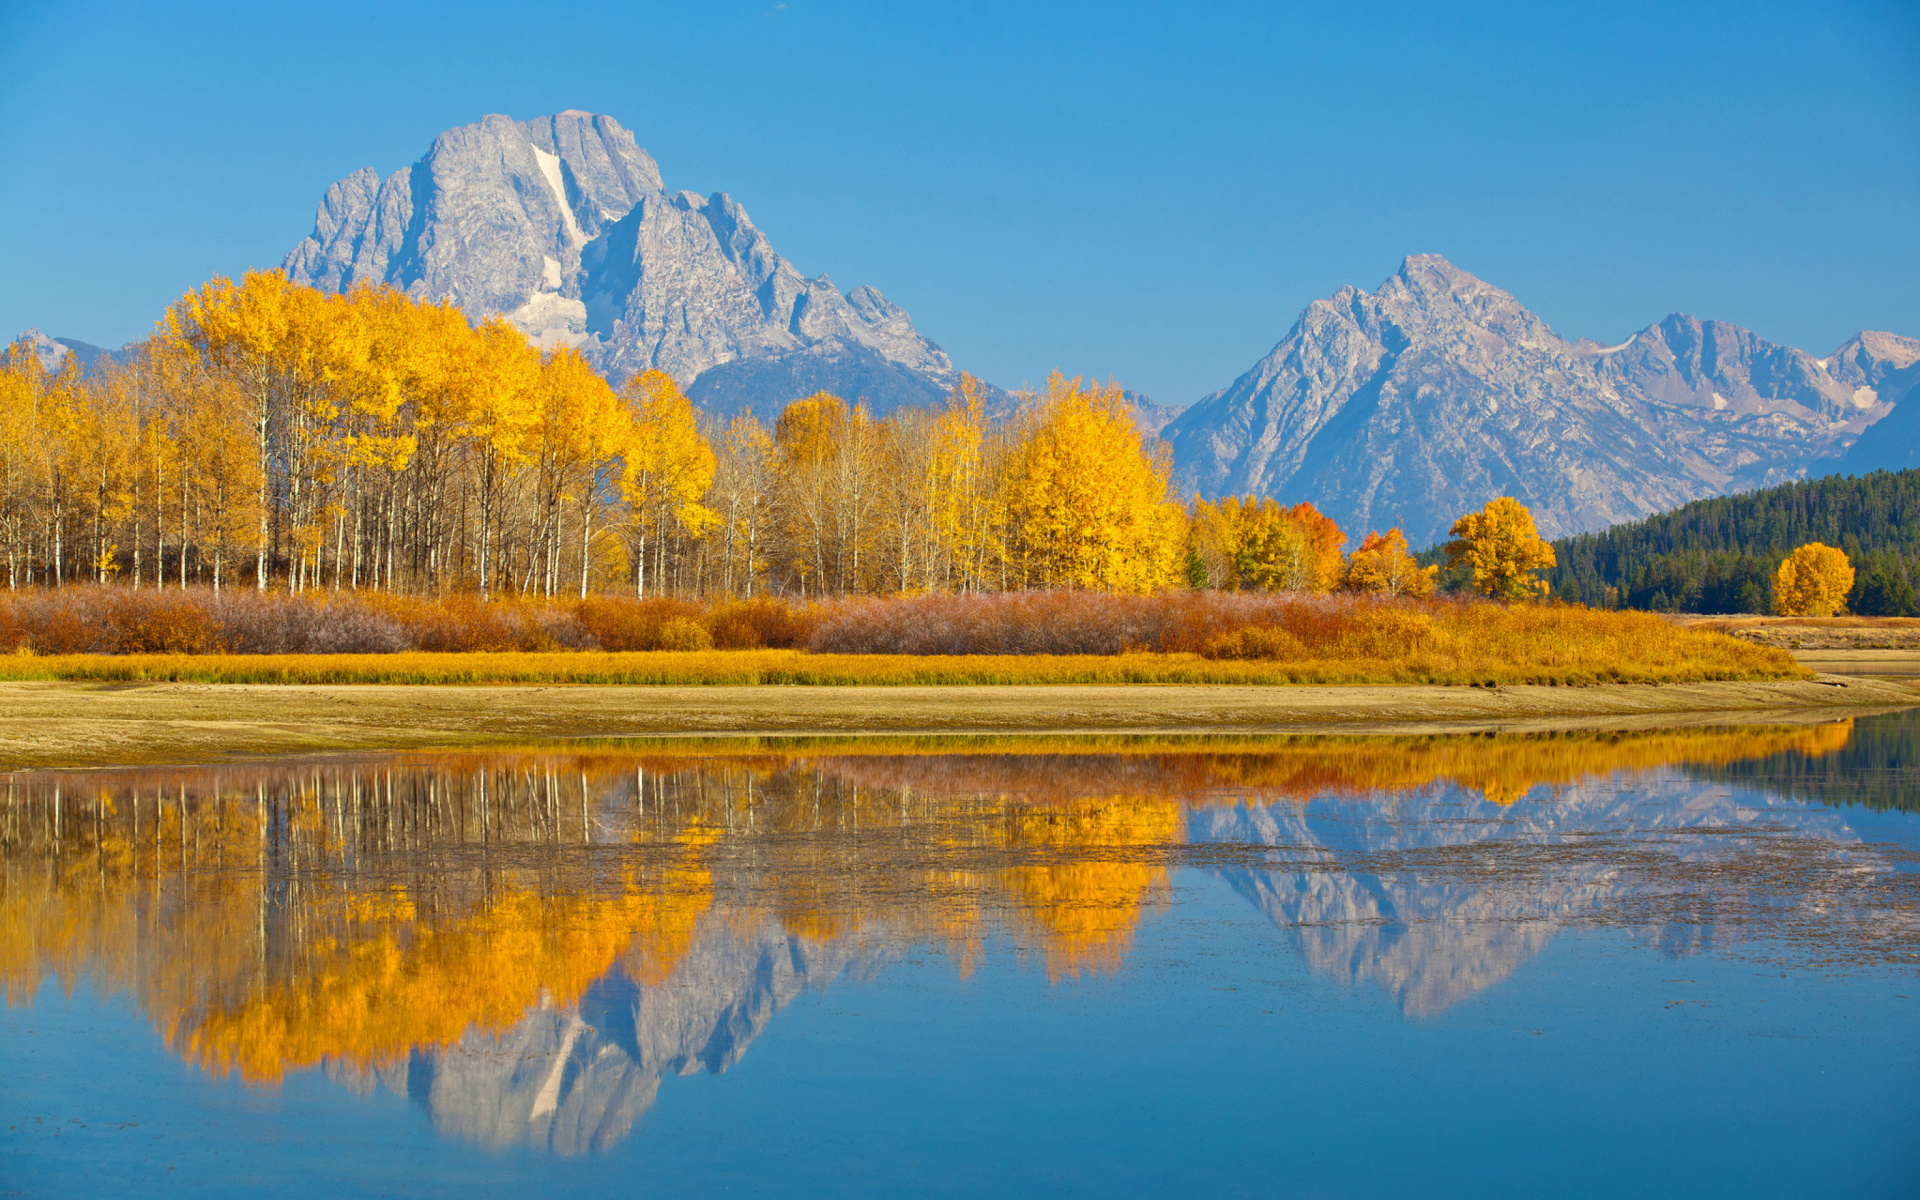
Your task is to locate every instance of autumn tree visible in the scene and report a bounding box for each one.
[772,392,885,594]
[1445,497,1556,601]
[527,348,626,597]
[1003,373,1181,593]
[1188,495,1344,592]
[707,415,777,597]
[618,370,716,597]
[1772,542,1854,617]
[1342,528,1437,597]
[927,374,1009,592]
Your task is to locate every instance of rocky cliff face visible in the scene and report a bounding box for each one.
[285,112,959,421]
[1162,255,1909,545]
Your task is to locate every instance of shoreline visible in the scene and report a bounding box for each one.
[1,674,1913,770]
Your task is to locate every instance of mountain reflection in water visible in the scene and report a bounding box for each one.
[3,721,1914,1154]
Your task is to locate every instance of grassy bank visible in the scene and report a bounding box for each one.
[0,674,1907,771]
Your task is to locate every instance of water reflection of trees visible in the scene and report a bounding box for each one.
[0,720,1892,1137]
[1689,708,1920,813]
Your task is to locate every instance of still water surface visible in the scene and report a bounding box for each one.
[3,717,1918,1197]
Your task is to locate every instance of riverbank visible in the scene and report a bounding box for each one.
[1,674,1912,770]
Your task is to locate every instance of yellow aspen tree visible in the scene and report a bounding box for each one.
[121,340,188,589]
[529,347,625,597]
[930,374,1007,592]
[1444,497,1556,601]
[1771,543,1853,617]
[178,374,263,591]
[1342,528,1438,597]
[774,393,850,593]
[618,370,716,597]
[449,318,542,598]
[1236,499,1315,591]
[167,270,296,589]
[709,414,777,597]
[68,364,139,583]
[0,340,51,587]
[323,285,415,590]
[36,353,87,584]
[1186,495,1243,589]
[876,406,941,592]
[1003,373,1182,593]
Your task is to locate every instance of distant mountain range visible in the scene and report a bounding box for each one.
[17,112,1915,545]
[1163,255,1918,545]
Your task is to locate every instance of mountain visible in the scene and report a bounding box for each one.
[284,111,961,421]
[1163,255,1907,546]
[1832,333,1920,474]
[10,328,120,373]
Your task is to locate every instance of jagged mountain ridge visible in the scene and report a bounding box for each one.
[1163,255,1914,546]
[284,111,962,421]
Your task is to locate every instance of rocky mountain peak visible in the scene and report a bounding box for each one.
[285,111,959,420]
[1162,258,1906,545]
[1824,329,1920,391]
[12,329,67,373]
[8,328,117,374]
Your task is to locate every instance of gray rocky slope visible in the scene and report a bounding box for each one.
[1162,255,1918,545]
[285,112,960,421]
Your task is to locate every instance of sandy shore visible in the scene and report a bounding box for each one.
[0,672,1913,770]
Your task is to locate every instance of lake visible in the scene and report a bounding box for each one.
[3,716,1917,1197]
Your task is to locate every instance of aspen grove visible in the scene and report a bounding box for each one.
[0,270,1449,602]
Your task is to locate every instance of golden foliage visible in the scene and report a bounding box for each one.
[1004,374,1183,593]
[1000,797,1179,980]
[1189,495,1347,593]
[1342,528,1438,598]
[1445,496,1556,601]
[1771,543,1854,618]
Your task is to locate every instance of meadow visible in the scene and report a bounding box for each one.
[0,585,1801,686]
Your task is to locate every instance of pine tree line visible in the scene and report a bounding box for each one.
[1546,469,1920,614]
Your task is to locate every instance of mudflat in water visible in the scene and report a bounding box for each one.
[3,718,1918,1196]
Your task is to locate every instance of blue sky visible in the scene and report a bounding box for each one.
[1,0,1915,402]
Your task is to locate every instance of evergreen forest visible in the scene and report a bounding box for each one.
[1545,469,1920,615]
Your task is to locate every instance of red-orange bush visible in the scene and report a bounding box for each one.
[575,597,707,652]
[803,590,1431,657]
[706,597,820,649]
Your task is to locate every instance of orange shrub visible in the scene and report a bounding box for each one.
[105,590,218,653]
[1201,626,1307,661]
[707,597,817,649]
[574,596,706,652]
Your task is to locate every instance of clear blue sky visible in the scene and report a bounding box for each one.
[2,0,1915,402]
